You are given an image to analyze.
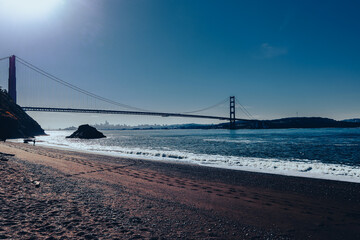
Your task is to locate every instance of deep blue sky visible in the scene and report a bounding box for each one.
[0,0,359,127]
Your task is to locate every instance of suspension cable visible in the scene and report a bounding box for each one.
[13,55,238,118]
[0,56,11,62]
[182,97,229,114]
[16,57,150,112]
[235,98,255,120]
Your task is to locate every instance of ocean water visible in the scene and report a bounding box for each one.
[35,128,360,183]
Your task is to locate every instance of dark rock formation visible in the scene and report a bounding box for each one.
[0,89,45,140]
[66,124,106,139]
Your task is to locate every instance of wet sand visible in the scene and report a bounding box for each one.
[1,141,360,239]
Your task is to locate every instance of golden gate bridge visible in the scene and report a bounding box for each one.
[0,55,255,128]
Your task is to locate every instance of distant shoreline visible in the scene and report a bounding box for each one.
[58,117,360,131]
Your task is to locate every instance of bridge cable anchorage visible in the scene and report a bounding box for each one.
[15,56,151,112]
[235,98,255,120]
[181,97,229,114]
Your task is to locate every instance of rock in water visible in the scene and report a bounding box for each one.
[66,124,106,139]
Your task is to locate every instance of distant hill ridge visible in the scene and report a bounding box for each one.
[0,89,45,140]
[343,118,360,123]
[227,117,360,129]
[74,117,360,131]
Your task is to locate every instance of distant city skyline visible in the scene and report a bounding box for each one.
[0,0,359,128]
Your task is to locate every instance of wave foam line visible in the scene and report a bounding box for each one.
[35,131,360,183]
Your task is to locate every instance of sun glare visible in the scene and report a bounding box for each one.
[0,0,63,21]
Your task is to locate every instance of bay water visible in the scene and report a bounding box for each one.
[36,128,360,183]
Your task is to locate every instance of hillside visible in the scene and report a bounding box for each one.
[217,117,360,129]
[0,89,45,140]
[343,118,360,123]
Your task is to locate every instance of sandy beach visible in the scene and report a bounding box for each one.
[1,141,360,239]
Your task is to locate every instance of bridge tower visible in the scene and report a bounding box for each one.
[8,55,16,103]
[230,96,236,129]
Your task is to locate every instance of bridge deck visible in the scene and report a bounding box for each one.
[22,107,250,121]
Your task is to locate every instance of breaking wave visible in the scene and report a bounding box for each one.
[33,130,360,183]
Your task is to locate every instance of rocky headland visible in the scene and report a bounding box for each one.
[0,89,45,140]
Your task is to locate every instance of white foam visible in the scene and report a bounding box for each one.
[204,138,265,144]
[32,131,360,183]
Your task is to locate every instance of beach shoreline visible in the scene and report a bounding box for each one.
[1,141,360,239]
[30,128,360,184]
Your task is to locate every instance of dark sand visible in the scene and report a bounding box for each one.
[1,142,360,239]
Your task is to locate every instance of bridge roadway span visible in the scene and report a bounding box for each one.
[22,107,249,122]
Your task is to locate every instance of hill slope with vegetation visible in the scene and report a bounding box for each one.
[0,89,45,140]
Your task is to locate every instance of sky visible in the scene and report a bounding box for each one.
[0,0,359,128]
